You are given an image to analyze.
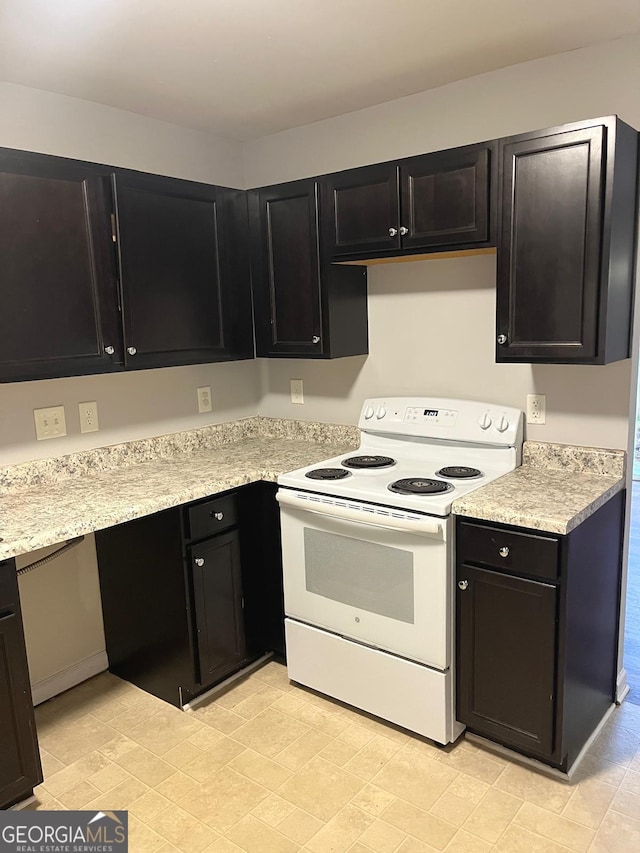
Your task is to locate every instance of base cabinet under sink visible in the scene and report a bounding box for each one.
[95,483,284,707]
[455,490,625,772]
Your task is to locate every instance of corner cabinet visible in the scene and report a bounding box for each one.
[496,117,638,364]
[248,179,368,358]
[456,491,625,772]
[113,171,254,369]
[95,483,285,708]
[0,560,42,808]
[0,147,121,382]
[320,142,495,260]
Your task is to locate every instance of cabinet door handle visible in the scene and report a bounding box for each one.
[312,336,320,344]
[388,227,398,237]
[127,346,137,356]
[194,557,205,567]
[399,226,408,236]
[104,345,115,355]
[210,511,224,521]
[458,580,468,590]
[499,546,510,557]
[497,334,507,345]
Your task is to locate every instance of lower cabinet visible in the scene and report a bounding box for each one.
[456,491,625,771]
[95,483,284,707]
[0,560,42,809]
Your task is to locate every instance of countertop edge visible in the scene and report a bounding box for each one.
[452,477,625,535]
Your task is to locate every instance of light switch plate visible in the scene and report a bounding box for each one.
[197,386,212,413]
[34,406,67,440]
[290,379,304,404]
[79,401,99,433]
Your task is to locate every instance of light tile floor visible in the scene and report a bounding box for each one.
[31,663,640,852]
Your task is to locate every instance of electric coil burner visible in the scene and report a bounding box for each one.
[305,468,351,480]
[277,397,523,748]
[388,477,454,495]
[436,466,483,479]
[342,455,396,469]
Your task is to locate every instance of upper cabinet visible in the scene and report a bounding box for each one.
[113,171,253,370]
[249,180,368,358]
[0,150,253,383]
[0,148,121,382]
[496,117,638,364]
[320,142,495,260]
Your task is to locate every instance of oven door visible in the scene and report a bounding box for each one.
[277,489,451,670]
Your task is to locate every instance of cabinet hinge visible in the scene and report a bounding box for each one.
[110,213,117,243]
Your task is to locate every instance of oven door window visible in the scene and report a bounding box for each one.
[304,528,414,623]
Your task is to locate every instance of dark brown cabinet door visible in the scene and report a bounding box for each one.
[457,564,557,758]
[191,531,246,686]
[0,148,121,382]
[114,171,253,370]
[496,117,638,364]
[0,561,42,808]
[400,144,492,250]
[249,180,323,356]
[321,163,400,257]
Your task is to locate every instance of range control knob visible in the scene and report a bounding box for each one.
[364,405,375,420]
[478,413,492,430]
[376,405,387,419]
[496,416,510,433]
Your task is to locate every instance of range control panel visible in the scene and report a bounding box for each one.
[404,407,458,426]
[358,397,524,447]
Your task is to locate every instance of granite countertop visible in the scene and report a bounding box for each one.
[0,417,358,561]
[0,424,628,557]
[452,441,626,534]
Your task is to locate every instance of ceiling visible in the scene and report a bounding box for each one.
[2,1,640,141]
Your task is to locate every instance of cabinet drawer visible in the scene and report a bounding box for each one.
[188,494,238,541]
[457,520,559,581]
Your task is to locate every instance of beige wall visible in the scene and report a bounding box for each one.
[0,83,261,469]
[259,255,633,449]
[247,34,640,455]
[1,81,244,186]
[0,84,259,688]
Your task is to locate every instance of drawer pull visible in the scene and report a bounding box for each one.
[210,511,224,521]
[458,580,468,591]
[194,557,205,567]
[499,546,510,558]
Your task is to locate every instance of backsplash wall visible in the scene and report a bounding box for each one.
[259,254,633,449]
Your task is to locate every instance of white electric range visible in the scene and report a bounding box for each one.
[277,397,523,745]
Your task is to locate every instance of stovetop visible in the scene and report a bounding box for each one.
[278,397,524,517]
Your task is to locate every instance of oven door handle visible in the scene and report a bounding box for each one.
[276,489,445,539]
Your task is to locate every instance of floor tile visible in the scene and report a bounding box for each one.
[304,803,373,853]
[372,749,458,811]
[513,801,594,852]
[276,807,324,844]
[590,807,640,852]
[381,798,457,850]
[233,708,310,757]
[31,669,640,853]
[178,766,268,833]
[225,815,299,853]
[277,756,365,822]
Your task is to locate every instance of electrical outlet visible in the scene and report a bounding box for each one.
[34,406,67,440]
[197,386,212,413]
[290,379,304,405]
[79,401,99,433]
[526,394,546,425]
